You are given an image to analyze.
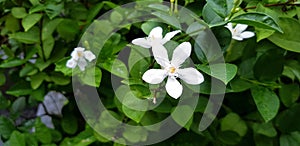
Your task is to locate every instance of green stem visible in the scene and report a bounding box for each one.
[240,77,281,89]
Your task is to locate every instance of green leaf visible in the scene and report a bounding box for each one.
[220,113,248,137]
[80,67,102,87]
[22,13,42,31]
[100,59,128,79]
[122,92,147,123]
[0,59,26,68]
[217,131,241,145]
[110,10,123,25]
[268,17,300,53]
[152,11,181,29]
[45,2,64,19]
[62,114,78,135]
[171,105,194,130]
[11,7,27,18]
[252,122,277,137]
[11,97,26,114]
[231,12,282,33]
[35,118,52,144]
[0,116,15,139]
[196,63,238,85]
[251,86,280,122]
[280,132,300,146]
[30,72,46,89]
[9,27,40,44]
[9,131,26,146]
[5,15,20,32]
[279,84,300,107]
[0,71,5,86]
[56,19,79,41]
[206,0,234,18]
[50,72,70,85]
[6,81,33,97]
[276,104,300,133]
[122,126,148,143]
[253,49,284,82]
[0,94,11,109]
[42,35,55,60]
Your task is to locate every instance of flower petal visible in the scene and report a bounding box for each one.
[232,35,244,41]
[132,38,151,48]
[166,77,183,99]
[163,30,181,43]
[142,69,167,84]
[74,47,85,52]
[84,50,96,62]
[241,31,255,39]
[152,44,170,67]
[66,59,77,68]
[71,47,84,60]
[149,27,163,39]
[77,58,87,71]
[171,42,191,67]
[225,23,233,31]
[235,24,248,33]
[178,68,204,84]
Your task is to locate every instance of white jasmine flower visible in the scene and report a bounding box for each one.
[132,26,181,48]
[66,47,96,71]
[225,23,255,41]
[142,42,204,99]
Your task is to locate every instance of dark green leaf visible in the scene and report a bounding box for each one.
[206,0,234,18]
[152,11,181,29]
[0,117,15,139]
[6,81,33,97]
[220,113,247,137]
[253,49,284,82]
[80,67,102,87]
[171,105,194,130]
[251,86,280,122]
[11,97,26,114]
[231,12,282,32]
[268,17,300,53]
[279,84,299,107]
[30,72,46,89]
[9,27,40,44]
[276,104,300,133]
[0,59,26,68]
[62,114,78,135]
[100,59,128,79]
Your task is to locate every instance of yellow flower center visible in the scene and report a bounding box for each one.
[169,67,176,74]
[77,51,83,57]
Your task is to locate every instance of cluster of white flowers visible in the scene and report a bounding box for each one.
[66,47,96,71]
[225,23,255,41]
[132,27,204,99]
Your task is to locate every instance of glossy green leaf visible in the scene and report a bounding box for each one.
[122,126,148,143]
[100,59,128,79]
[221,113,248,137]
[56,19,79,41]
[253,48,284,82]
[252,122,277,137]
[30,72,46,89]
[11,7,27,18]
[22,13,42,31]
[268,17,300,53]
[122,92,147,123]
[251,86,280,122]
[35,118,52,144]
[152,11,181,29]
[5,15,20,32]
[196,63,238,85]
[80,67,102,87]
[231,12,282,32]
[50,72,70,85]
[206,0,234,18]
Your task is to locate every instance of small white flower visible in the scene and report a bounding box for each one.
[132,26,181,48]
[225,23,255,41]
[66,47,96,71]
[142,42,204,99]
